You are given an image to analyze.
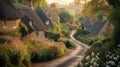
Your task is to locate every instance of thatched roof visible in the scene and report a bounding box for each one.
[89,19,107,35]
[14,4,47,31]
[81,17,92,31]
[46,8,60,23]
[0,0,21,19]
[35,6,53,28]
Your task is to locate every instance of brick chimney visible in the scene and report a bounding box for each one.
[28,0,33,9]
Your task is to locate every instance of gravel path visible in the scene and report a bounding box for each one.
[32,30,90,67]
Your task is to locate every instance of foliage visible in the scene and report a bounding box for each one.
[74,29,106,46]
[18,22,28,38]
[82,50,120,67]
[0,38,11,44]
[61,40,76,49]
[81,0,112,17]
[46,22,71,38]
[33,0,49,10]
[106,0,120,46]
[60,23,71,37]
[31,46,65,62]
[10,0,48,11]
[45,31,60,41]
[25,39,66,62]
[0,43,30,67]
[0,22,28,38]
[59,11,74,23]
[0,28,21,37]
[107,0,120,8]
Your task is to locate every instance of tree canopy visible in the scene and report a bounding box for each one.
[81,0,112,17]
[58,11,74,23]
[9,0,48,11]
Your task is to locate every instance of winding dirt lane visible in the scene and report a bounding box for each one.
[32,30,90,67]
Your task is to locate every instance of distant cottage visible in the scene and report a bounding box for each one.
[35,6,53,29]
[46,7,60,23]
[81,16,114,36]
[81,17,92,31]
[0,0,21,31]
[14,4,47,39]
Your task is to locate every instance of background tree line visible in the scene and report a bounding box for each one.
[9,0,48,11]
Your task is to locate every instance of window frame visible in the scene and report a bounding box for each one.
[13,19,17,28]
[3,20,7,28]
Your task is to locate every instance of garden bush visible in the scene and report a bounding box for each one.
[0,38,10,44]
[63,40,76,49]
[31,46,66,62]
[0,44,30,67]
[25,40,66,62]
[45,31,60,41]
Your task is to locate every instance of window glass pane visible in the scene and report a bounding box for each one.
[13,20,16,28]
[3,20,7,28]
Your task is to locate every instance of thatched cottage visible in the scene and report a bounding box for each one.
[81,17,114,36]
[46,7,60,23]
[35,6,53,29]
[14,4,47,39]
[0,0,21,31]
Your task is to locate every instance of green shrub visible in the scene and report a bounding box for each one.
[0,44,30,67]
[31,46,66,62]
[18,22,28,38]
[0,29,21,37]
[0,38,10,44]
[92,41,103,48]
[64,40,76,49]
[45,31,60,41]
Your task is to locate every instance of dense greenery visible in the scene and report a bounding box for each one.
[79,0,120,67]
[45,31,60,41]
[0,43,30,67]
[10,0,48,10]
[25,40,66,62]
[59,11,74,23]
[106,0,120,46]
[81,0,112,17]
[74,29,106,46]
[63,40,76,49]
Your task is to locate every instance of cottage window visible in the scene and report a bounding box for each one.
[13,20,17,28]
[45,20,50,25]
[3,20,7,28]
[48,15,52,19]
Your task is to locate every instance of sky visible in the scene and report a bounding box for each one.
[46,0,74,5]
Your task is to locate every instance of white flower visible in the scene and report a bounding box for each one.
[106,61,109,64]
[97,53,99,56]
[109,61,115,65]
[106,65,110,67]
[93,62,97,66]
[91,52,94,56]
[118,62,120,64]
[108,52,111,54]
[86,56,90,60]
[117,65,120,67]
[90,59,94,63]
[109,56,113,59]
[96,64,99,66]
[113,57,118,61]
[85,62,88,65]
[96,55,100,60]
[117,55,120,58]
[91,58,96,63]
[90,65,93,67]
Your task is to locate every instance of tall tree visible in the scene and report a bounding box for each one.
[10,0,48,11]
[33,0,48,11]
[59,11,74,23]
[81,0,112,17]
[106,0,120,46]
